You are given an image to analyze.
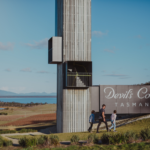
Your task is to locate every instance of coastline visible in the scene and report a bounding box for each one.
[0,96,56,98]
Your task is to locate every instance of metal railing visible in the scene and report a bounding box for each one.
[66,72,92,87]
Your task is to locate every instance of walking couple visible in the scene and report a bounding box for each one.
[88,104,117,133]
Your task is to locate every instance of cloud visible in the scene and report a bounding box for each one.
[25,38,48,49]
[20,68,32,72]
[37,70,56,74]
[37,70,49,74]
[0,42,14,51]
[0,87,9,91]
[135,35,142,39]
[104,46,117,53]
[104,73,128,77]
[92,31,108,37]
[119,77,131,79]
[5,68,11,72]
[104,49,114,53]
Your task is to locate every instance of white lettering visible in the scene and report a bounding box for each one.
[127,102,130,107]
[104,87,114,99]
[121,103,124,107]
[137,87,148,99]
[132,103,136,107]
[104,86,150,100]
[115,103,118,107]
[128,89,133,99]
[145,94,150,99]
[113,102,150,107]
[145,103,149,107]
[104,87,133,99]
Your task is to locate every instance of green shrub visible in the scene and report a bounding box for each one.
[29,138,37,146]
[19,128,37,133]
[3,139,13,146]
[124,131,139,143]
[93,135,99,144]
[0,130,16,134]
[50,135,59,146]
[109,133,127,144]
[0,112,7,115]
[140,127,150,141]
[19,136,37,147]
[70,135,80,144]
[0,136,3,147]
[101,133,109,144]
[87,134,99,144]
[101,131,139,145]
[101,133,126,144]
[0,136,12,147]
[37,136,46,145]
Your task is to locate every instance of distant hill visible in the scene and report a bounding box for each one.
[0,90,56,96]
[0,90,17,96]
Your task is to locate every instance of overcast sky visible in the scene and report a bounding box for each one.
[0,0,150,93]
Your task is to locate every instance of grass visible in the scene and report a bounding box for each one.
[0,141,150,150]
[7,118,150,142]
[0,104,56,128]
[0,104,56,116]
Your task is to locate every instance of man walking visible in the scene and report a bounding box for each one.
[97,104,108,133]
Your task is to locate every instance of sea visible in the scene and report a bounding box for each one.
[0,97,57,104]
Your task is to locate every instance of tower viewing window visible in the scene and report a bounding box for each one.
[64,61,92,88]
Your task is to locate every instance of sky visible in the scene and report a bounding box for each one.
[0,0,150,94]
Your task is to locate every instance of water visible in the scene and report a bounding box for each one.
[0,97,57,104]
[0,108,4,110]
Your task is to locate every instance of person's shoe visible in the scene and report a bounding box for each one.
[108,129,111,132]
[113,130,117,132]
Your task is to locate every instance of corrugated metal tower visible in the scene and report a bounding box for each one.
[48,0,92,133]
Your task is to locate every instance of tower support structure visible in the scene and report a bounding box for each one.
[49,0,92,133]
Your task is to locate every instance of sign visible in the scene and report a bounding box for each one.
[100,85,150,114]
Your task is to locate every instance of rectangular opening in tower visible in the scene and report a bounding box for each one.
[64,61,92,88]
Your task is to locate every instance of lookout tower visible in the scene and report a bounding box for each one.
[48,0,92,133]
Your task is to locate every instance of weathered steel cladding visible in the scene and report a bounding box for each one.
[55,0,63,133]
[63,0,91,62]
[63,89,91,132]
[56,0,92,133]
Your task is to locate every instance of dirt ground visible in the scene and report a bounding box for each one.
[0,115,26,121]
[0,113,56,126]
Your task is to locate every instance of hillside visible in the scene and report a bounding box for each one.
[0,90,56,96]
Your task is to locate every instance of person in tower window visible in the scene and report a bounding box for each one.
[109,110,117,132]
[88,110,95,132]
[97,104,108,133]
